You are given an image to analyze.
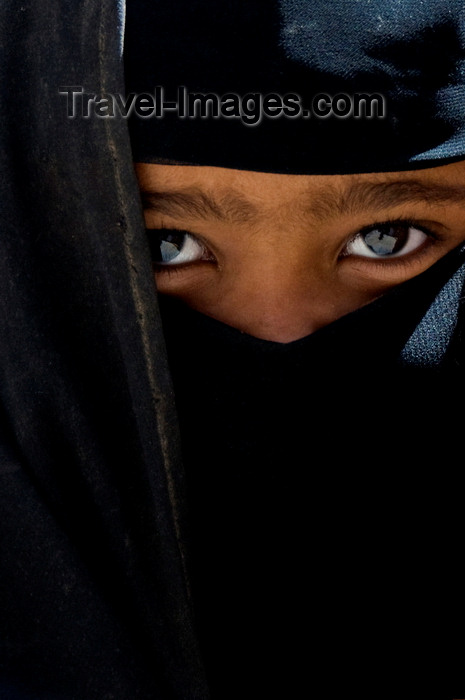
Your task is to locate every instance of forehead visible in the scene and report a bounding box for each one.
[135,160,465,193]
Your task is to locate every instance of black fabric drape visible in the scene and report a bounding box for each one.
[0,1,208,698]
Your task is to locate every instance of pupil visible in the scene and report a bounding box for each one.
[146,230,186,263]
[364,225,408,256]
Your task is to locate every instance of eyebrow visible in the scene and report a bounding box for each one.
[140,177,465,226]
[307,179,465,221]
[140,187,259,224]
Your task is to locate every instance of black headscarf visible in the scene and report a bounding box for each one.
[125,0,465,173]
[1,1,465,699]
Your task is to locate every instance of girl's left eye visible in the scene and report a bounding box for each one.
[344,222,430,259]
[146,229,213,266]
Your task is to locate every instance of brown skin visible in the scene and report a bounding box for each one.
[135,160,465,343]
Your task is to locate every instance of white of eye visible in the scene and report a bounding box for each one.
[149,230,210,266]
[345,224,429,259]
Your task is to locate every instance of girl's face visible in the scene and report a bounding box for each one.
[135,160,465,343]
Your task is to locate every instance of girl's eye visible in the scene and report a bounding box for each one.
[344,223,429,259]
[146,229,213,266]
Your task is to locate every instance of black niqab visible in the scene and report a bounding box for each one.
[124,0,465,695]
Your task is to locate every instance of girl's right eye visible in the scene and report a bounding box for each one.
[146,229,215,267]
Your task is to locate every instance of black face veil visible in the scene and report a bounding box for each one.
[1,1,465,699]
